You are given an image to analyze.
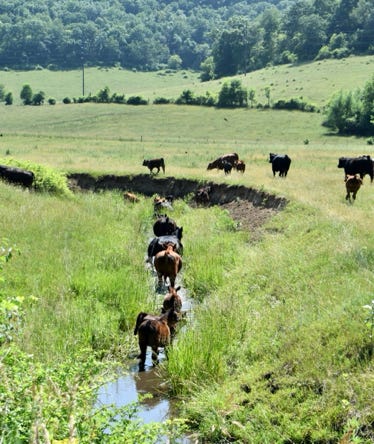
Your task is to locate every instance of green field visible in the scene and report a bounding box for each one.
[0,57,373,443]
[1,55,374,106]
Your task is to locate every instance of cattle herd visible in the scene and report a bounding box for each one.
[142,152,374,203]
[134,207,185,371]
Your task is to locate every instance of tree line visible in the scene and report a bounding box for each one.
[0,0,373,77]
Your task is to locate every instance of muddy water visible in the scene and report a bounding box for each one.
[97,287,193,439]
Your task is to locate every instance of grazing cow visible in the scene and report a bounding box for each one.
[162,286,182,314]
[134,308,180,370]
[345,174,363,202]
[143,158,165,174]
[147,230,184,262]
[337,155,373,182]
[153,215,178,237]
[234,160,246,173]
[154,244,182,288]
[0,165,34,188]
[123,191,139,203]
[222,160,233,175]
[269,153,291,177]
[195,186,211,205]
[207,153,239,170]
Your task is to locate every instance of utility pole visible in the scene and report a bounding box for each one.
[82,63,85,96]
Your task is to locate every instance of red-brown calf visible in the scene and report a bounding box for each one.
[154,244,182,288]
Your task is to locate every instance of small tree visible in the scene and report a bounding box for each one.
[167,55,182,70]
[32,91,45,106]
[248,88,256,108]
[264,86,271,107]
[96,86,111,103]
[20,84,33,105]
[0,84,5,102]
[200,56,215,82]
[217,80,247,108]
[4,92,13,105]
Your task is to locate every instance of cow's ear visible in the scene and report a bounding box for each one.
[176,286,181,291]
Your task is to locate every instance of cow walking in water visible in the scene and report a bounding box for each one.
[154,243,182,288]
[134,308,180,370]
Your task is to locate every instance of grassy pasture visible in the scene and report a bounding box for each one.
[1,55,374,106]
[0,58,373,442]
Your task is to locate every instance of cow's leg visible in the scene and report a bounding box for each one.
[138,340,147,371]
[151,346,159,365]
[353,191,357,200]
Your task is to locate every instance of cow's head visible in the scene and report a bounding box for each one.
[337,157,346,168]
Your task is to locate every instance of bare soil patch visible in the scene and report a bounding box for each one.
[68,173,287,234]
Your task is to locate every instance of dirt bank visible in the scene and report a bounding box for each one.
[68,173,288,233]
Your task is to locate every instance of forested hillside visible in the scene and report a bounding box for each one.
[0,0,373,76]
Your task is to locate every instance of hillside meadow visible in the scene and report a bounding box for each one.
[0,59,373,442]
[1,55,374,106]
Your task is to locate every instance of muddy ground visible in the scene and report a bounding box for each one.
[68,173,288,234]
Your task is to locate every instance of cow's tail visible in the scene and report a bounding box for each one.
[161,158,165,173]
[134,312,148,335]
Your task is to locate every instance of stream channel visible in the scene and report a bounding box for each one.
[96,253,194,441]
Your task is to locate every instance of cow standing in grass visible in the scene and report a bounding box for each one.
[269,153,291,177]
[0,165,34,188]
[143,158,165,174]
[345,174,363,202]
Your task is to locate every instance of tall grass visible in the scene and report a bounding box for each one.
[166,202,374,442]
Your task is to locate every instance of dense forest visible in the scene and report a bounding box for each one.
[0,0,373,77]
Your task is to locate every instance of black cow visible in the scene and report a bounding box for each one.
[269,153,291,177]
[222,160,233,175]
[0,165,34,188]
[337,155,373,182]
[147,230,184,262]
[143,158,165,174]
[153,215,178,237]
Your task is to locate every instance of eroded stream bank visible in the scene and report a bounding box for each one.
[68,173,287,209]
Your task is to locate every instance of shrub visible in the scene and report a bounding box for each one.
[5,92,13,105]
[20,84,33,105]
[32,91,45,106]
[48,98,56,105]
[63,97,72,104]
[273,98,316,112]
[126,96,148,105]
[153,97,172,104]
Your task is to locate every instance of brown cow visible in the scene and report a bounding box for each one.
[154,243,182,288]
[207,153,239,170]
[195,186,211,205]
[162,286,182,313]
[345,174,363,202]
[123,191,139,203]
[234,160,246,173]
[134,308,179,370]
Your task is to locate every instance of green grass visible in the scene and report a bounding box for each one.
[1,55,374,106]
[0,57,373,442]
